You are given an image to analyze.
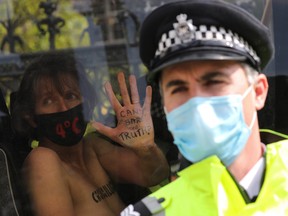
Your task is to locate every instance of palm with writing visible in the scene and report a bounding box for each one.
[92,72,154,149]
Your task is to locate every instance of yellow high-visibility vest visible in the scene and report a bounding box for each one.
[141,141,288,215]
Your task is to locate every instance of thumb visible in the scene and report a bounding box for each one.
[91,121,114,137]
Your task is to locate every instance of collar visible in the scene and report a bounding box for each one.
[239,144,266,199]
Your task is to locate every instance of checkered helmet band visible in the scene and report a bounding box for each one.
[155,23,260,64]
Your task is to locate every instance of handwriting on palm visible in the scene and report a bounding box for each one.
[92,72,154,148]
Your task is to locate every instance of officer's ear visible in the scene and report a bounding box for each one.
[254,73,268,111]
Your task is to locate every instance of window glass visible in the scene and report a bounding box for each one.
[0,0,283,214]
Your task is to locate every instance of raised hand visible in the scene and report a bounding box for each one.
[92,72,154,149]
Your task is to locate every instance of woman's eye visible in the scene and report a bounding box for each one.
[65,92,79,100]
[66,94,75,100]
[43,98,53,105]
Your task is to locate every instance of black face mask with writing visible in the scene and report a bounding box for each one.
[35,104,87,146]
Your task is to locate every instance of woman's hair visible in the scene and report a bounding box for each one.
[11,52,96,139]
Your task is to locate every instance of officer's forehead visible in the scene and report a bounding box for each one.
[161,60,243,77]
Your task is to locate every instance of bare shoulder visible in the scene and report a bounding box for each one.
[24,147,60,166]
[22,147,69,199]
[22,149,78,215]
[22,147,63,179]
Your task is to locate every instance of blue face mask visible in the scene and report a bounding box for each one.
[165,86,256,166]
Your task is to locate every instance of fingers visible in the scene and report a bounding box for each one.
[143,85,152,112]
[118,72,130,105]
[108,72,145,108]
[129,74,140,105]
[104,81,122,110]
[91,121,115,138]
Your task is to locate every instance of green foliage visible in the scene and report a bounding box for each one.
[0,0,89,53]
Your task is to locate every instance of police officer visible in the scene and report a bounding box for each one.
[120,0,288,215]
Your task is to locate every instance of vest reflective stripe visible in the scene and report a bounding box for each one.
[142,197,165,216]
[145,141,288,215]
[120,205,141,216]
